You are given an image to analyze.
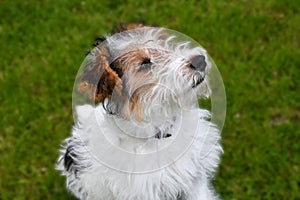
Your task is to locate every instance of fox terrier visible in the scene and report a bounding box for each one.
[57,24,223,200]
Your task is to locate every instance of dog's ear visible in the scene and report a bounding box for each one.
[78,44,122,103]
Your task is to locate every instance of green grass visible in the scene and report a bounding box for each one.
[0,0,299,199]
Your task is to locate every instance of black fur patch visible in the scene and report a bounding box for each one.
[64,146,76,172]
[85,49,91,56]
[93,37,106,47]
[62,137,92,178]
[110,60,124,78]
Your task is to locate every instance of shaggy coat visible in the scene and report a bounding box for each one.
[57,25,222,200]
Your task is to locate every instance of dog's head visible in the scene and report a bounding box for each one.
[77,24,211,121]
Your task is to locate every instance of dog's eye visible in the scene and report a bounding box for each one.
[139,59,152,71]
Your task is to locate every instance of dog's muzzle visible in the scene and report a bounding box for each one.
[189,55,207,88]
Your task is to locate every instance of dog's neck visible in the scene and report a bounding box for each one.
[109,112,181,140]
[153,116,177,139]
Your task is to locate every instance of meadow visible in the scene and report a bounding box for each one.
[0,0,299,199]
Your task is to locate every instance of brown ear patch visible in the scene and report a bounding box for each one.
[112,23,148,33]
[78,44,122,103]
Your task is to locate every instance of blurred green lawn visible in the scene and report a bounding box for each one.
[0,0,299,199]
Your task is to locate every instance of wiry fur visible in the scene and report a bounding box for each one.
[57,25,222,200]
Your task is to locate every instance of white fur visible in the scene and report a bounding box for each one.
[57,27,222,200]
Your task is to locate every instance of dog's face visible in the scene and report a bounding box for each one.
[78,26,211,121]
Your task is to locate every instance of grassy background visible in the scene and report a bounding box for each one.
[0,0,299,199]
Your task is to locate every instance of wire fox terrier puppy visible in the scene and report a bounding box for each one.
[57,24,223,200]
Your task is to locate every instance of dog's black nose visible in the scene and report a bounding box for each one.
[189,55,206,72]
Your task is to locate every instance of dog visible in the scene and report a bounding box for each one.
[57,24,222,200]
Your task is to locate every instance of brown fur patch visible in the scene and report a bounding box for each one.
[111,49,159,121]
[112,49,149,71]
[128,82,156,121]
[78,44,122,103]
[78,29,165,121]
[113,23,147,33]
